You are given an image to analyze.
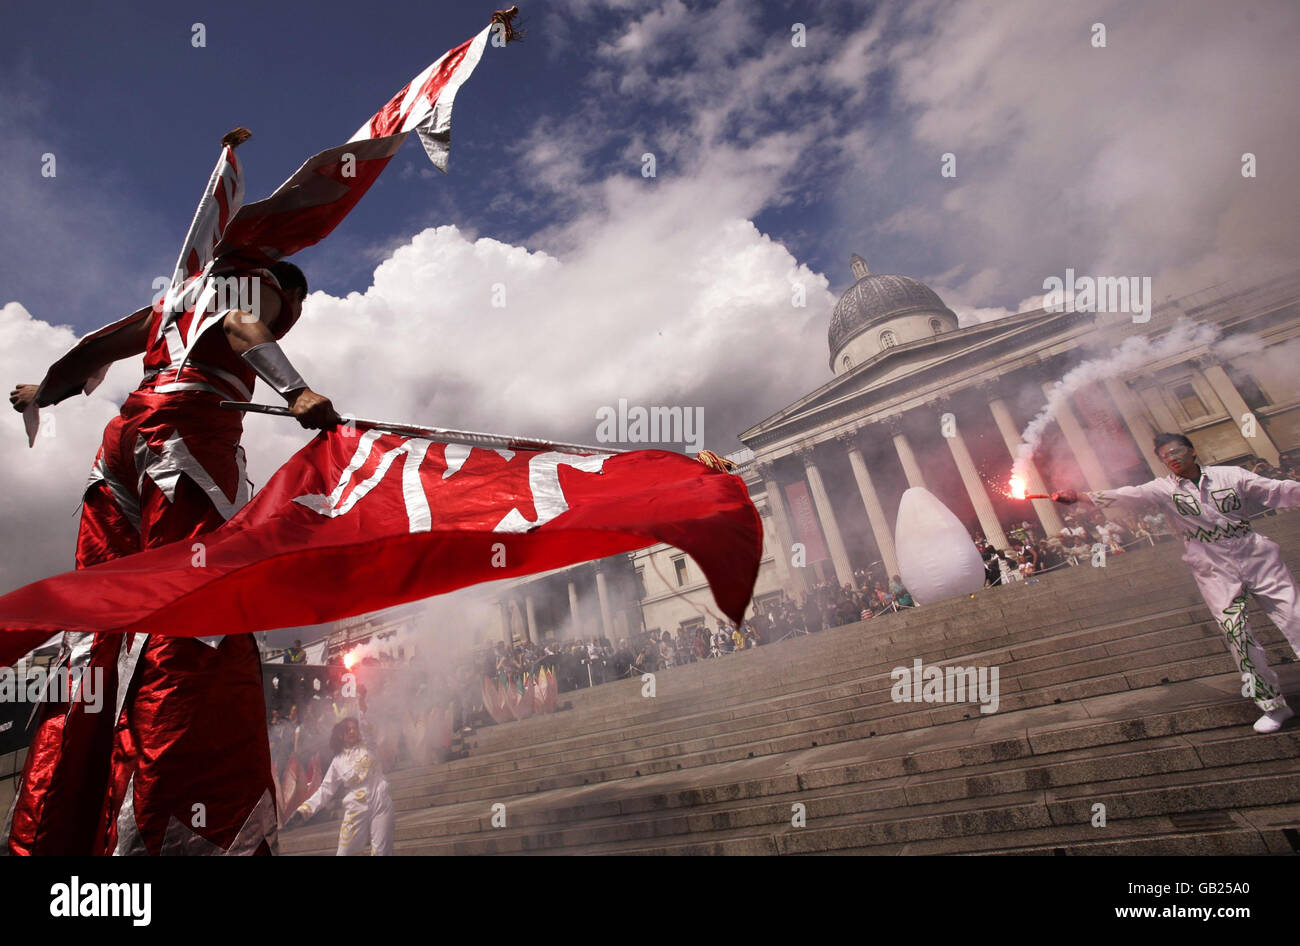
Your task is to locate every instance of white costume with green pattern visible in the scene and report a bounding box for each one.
[1087,467,1300,712]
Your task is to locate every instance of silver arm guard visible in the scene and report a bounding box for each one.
[242,342,308,398]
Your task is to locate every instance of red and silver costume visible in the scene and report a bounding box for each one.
[1088,467,1300,712]
[6,274,288,855]
[4,13,512,855]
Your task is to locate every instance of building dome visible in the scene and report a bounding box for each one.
[828,255,959,374]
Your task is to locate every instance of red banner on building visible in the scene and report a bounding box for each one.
[783,481,829,563]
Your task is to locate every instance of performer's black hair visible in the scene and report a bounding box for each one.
[1153,432,1194,453]
[270,260,308,298]
[330,717,359,756]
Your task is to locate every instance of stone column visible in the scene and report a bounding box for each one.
[940,412,1009,548]
[1102,377,1165,476]
[1202,361,1281,465]
[840,434,900,579]
[888,420,927,489]
[798,446,855,588]
[754,462,796,591]
[760,509,792,586]
[498,600,512,643]
[595,567,614,642]
[987,393,1065,538]
[523,595,537,643]
[567,581,581,637]
[1040,382,1110,490]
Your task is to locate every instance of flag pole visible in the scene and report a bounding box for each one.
[220,401,625,456]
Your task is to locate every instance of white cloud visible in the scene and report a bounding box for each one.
[1,193,833,592]
[873,0,1300,305]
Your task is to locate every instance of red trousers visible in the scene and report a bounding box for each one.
[7,391,277,855]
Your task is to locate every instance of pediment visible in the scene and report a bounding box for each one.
[741,308,1089,446]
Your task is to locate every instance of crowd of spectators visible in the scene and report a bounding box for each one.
[1250,454,1300,482]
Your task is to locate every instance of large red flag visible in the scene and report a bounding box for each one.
[0,428,761,666]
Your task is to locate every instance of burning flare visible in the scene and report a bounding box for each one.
[1008,475,1027,500]
[343,647,360,671]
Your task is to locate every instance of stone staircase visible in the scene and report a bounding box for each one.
[282,511,1300,855]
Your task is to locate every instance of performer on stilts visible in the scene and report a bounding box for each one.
[1053,432,1300,734]
[5,131,339,855]
[2,7,531,854]
[285,717,394,856]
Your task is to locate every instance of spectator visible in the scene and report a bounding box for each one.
[659,631,677,668]
[982,547,1002,587]
[731,624,747,652]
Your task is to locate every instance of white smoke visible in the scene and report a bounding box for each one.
[1012,319,1221,483]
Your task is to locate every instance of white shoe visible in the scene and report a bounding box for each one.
[1253,706,1295,734]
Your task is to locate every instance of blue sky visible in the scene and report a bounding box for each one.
[4,1,900,329]
[2,0,1298,590]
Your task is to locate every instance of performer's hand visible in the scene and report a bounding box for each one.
[9,384,39,413]
[1052,489,1078,504]
[288,388,341,430]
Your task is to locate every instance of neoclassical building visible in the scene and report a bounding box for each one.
[332,261,1300,649]
[739,258,1300,595]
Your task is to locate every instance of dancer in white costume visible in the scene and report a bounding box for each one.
[287,718,394,855]
[1054,432,1300,734]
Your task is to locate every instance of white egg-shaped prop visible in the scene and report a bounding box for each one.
[894,487,986,605]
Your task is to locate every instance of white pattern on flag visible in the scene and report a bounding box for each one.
[347,27,491,172]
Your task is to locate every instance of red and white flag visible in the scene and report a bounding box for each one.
[0,429,761,666]
[213,15,504,267]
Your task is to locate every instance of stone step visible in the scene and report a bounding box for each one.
[394,760,1300,856]
[469,578,1295,747]
[388,621,1290,794]
[281,672,1295,854]
[388,646,1293,810]
[457,602,1282,760]
[381,732,1300,854]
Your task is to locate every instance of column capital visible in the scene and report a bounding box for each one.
[882,415,907,437]
[1025,360,1059,385]
[754,460,778,480]
[976,380,1003,401]
[833,428,861,450]
[794,443,819,467]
